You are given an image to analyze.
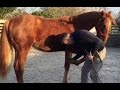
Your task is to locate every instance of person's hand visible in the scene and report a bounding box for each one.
[88,55,94,60]
[85,53,94,61]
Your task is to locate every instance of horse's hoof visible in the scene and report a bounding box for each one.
[63,81,67,83]
[63,79,67,83]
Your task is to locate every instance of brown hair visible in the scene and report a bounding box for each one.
[56,33,70,44]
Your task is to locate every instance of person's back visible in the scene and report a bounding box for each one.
[71,30,104,55]
[71,30,101,44]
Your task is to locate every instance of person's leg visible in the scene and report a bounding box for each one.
[81,59,92,83]
[90,56,102,83]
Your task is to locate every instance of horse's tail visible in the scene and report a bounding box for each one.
[0,20,13,79]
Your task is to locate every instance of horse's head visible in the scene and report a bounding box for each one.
[97,11,116,44]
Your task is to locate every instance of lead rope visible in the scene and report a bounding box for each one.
[90,51,103,83]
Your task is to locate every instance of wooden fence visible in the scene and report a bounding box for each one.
[0,19,7,33]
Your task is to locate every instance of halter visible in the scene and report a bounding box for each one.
[96,18,110,38]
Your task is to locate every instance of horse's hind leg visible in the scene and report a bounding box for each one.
[14,47,30,83]
[63,51,72,83]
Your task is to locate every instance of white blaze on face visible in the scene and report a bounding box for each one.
[105,18,112,33]
[108,19,112,27]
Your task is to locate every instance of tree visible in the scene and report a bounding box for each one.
[32,7,107,18]
[0,7,29,19]
[32,10,53,18]
[0,7,17,19]
[4,9,28,19]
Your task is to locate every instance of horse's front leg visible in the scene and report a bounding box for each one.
[63,51,72,83]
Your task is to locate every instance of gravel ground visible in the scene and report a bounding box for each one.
[0,47,120,83]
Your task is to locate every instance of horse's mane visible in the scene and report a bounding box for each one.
[58,11,102,23]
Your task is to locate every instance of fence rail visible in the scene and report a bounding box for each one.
[0,20,7,33]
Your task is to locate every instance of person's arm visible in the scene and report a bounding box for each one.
[72,53,83,60]
[87,41,103,61]
[91,41,101,56]
[77,56,86,64]
[72,49,87,60]
[71,52,88,65]
[70,54,85,65]
[69,49,86,65]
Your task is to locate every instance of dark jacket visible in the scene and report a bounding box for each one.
[71,30,105,60]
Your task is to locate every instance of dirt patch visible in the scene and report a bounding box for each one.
[0,47,120,83]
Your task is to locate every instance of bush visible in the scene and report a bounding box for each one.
[32,7,107,18]
[0,7,17,19]
[32,11,53,18]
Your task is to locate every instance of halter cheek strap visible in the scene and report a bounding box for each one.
[97,18,110,38]
[97,28,110,38]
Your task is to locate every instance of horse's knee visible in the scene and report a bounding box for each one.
[13,58,25,77]
[14,60,19,71]
[14,59,24,70]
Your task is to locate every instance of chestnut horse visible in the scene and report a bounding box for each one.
[0,11,115,83]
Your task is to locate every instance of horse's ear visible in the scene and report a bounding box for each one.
[108,11,116,25]
[101,11,104,13]
[101,11,105,16]
[108,11,112,15]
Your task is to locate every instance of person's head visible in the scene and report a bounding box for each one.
[61,33,74,45]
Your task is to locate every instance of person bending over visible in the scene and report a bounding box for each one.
[62,30,105,83]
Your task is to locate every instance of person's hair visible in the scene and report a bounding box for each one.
[56,33,70,44]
